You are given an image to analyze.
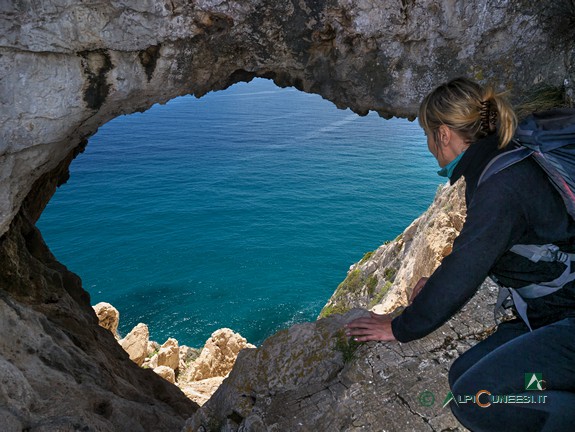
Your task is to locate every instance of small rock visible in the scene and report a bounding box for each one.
[119,323,149,366]
[186,328,255,381]
[154,365,176,384]
[179,345,200,372]
[179,376,225,406]
[92,302,120,338]
[143,353,158,369]
[157,338,180,371]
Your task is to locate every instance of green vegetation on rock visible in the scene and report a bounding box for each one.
[383,267,397,282]
[319,268,368,318]
[335,268,363,295]
[321,250,399,318]
[368,281,393,309]
[319,303,350,319]
[516,84,568,120]
[334,329,362,363]
[359,250,375,264]
[366,275,378,295]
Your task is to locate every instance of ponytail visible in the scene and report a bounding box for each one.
[419,78,517,149]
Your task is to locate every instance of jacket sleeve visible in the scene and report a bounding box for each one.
[391,180,527,343]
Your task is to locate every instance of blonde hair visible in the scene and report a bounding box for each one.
[418,77,517,149]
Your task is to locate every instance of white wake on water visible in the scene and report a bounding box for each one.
[303,113,360,140]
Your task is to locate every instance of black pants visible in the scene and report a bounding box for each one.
[448,317,575,432]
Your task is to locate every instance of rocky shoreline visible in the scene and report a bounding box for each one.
[88,178,483,431]
[95,181,467,413]
[93,302,255,406]
[184,179,492,431]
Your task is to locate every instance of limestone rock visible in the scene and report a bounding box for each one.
[374,180,467,314]
[157,337,180,371]
[175,334,249,407]
[179,345,201,372]
[185,328,255,381]
[1,1,572,240]
[92,302,120,338]
[120,323,150,367]
[1,1,573,429]
[154,366,176,384]
[320,180,466,317]
[186,283,498,431]
[0,202,196,431]
[179,376,226,407]
[176,331,252,408]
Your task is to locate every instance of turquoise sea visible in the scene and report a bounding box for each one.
[37,78,442,347]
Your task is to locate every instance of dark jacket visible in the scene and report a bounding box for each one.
[391,133,575,343]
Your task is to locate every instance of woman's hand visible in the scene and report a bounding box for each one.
[344,277,429,342]
[344,312,397,342]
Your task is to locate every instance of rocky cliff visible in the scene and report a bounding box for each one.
[186,181,500,431]
[187,289,499,431]
[0,161,197,431]
[92,303,255,407]
[2,1,574,430]
[320,180,466,318]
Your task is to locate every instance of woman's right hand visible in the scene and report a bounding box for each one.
[409,277,428,304]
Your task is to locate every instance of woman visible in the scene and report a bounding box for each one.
[345,77,575,431]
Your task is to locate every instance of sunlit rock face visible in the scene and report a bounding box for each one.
[1,0,574,430]
[186,285,500,431]
[320,180,467,318]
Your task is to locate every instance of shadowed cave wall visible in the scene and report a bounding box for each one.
[1,0,574,430]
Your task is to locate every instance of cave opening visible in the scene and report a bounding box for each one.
[36,78,441,348]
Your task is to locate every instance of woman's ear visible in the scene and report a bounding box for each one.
[438,125,451,147]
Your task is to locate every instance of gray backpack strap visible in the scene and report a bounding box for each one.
[494,285,512,318]
[509,243,575,299]
[516,264,575,298]
[478,147,533,186]
[493,285,533,330]
[509,244,570,264]
[493,243,575,330]
[509,288,533,331]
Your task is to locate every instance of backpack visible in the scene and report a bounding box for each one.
[477,108,575,330]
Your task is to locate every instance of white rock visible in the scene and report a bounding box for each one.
[119,323,149,367]
[92,302,119,338]
[186,328,255,381]
[157,338,180,371]
[153,366,176,384]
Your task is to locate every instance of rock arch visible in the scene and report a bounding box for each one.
[1,0,573,430]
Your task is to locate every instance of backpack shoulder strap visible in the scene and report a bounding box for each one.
[478,146,534,187]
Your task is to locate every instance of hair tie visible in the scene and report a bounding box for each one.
[480,100,497,133]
